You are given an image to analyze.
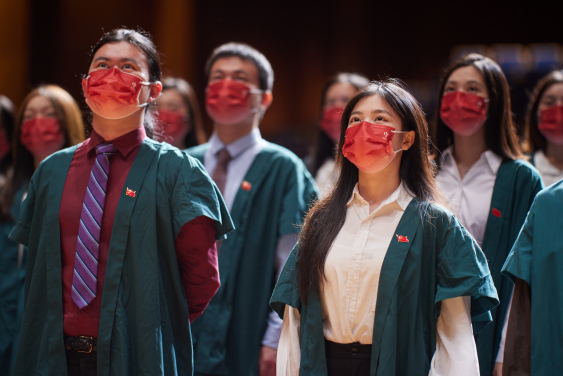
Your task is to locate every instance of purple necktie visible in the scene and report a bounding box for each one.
[211,148,231,195]
[71,142,117,309]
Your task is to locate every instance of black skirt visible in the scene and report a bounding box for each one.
[325,338,372,376]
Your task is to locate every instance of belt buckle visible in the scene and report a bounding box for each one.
[78,335,93,353]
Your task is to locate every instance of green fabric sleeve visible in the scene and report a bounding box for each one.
[174,155,234,240]
[502,200,535,286]
[8,177,36,247]
[435,214,499,333]
[278,159,318,237]
[270,244,302,319]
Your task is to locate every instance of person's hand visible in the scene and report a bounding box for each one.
[493,362,503,376]
[259,345,277,376]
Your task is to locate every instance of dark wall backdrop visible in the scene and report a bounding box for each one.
[1,0,562,156]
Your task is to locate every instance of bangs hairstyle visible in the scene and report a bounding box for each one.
[431,53,522,163]
[524,70,563,153]
[0,85,85,222]
[205,42,274,92]
[85,28,162,138]
[297,79,443,302]
[309,73,370,177]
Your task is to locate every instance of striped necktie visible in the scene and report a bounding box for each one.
[211,148,231,195]
[71,142,117,309]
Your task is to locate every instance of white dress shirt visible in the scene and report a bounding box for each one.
[277,183,479,375]
[436,146,502,244]
[314,157,337,199]
[204,128,267,210]
[534,150,563,187]
[204,128,292,349]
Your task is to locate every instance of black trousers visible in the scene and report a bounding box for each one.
[66,350,97,376]
[325,339,372,376]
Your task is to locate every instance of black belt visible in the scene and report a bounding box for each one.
[65,336,98,353]
[325,338,372,358]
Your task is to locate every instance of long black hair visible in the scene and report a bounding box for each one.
[298,79,442,302]
[85,28,162,138]
[309,73,369,177]
[431,53,522,163]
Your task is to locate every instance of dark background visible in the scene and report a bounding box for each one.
[1,0,562,156]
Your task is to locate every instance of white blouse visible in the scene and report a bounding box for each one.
[277,183,479,376]
[436,146,502,244]
[534,150,563,187]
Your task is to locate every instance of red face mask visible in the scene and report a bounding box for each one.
[342,121,405,173]
[440,91,487,136]
[155,110,188,143]
[83,67,154,120]
[20,117,64,158]
[0,131,10,161]
[206,80,262,125]
[538,105,563,145]
[320,107,344,143]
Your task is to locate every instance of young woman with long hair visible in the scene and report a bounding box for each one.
[271,80,499,376]
[523,70,563,186]
[155,76,206,149]
[308,73,369,197]
[0,84,85,374]
[431,53,543,376]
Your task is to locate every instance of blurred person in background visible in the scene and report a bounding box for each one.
[8,29,233,376]
[187,42,317,376]
[272,80,499,376]
[155,76,207,149]
[431,53,543,376]
[0,84,85,375]
[307,73,369,198]
[524,70,563,187]
[0,95,16,190]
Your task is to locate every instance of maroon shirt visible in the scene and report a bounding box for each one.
[60,127,219,338]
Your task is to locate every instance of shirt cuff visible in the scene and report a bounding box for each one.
[262,309,283,349]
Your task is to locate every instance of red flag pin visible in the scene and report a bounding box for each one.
[241,180,252,191]
[397,235,409,243]
[126,188,136,197]
[492,208,501,218]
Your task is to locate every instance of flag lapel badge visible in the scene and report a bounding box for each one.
[126,188,136,197]
[241,180,252,191]
[396,234,409,243]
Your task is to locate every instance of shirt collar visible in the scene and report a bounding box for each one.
[534,150,563,175]
[208,128,262,159]
[346,182,412,211]
[86,126,146,157]
[442,145,502,175]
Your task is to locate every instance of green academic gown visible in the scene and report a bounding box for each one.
[270,199,499,376]
[0,184,27,375]
[502,181,563,375]
[8,139,234,376]
[187,142,318,376]
[474,159,543,375]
